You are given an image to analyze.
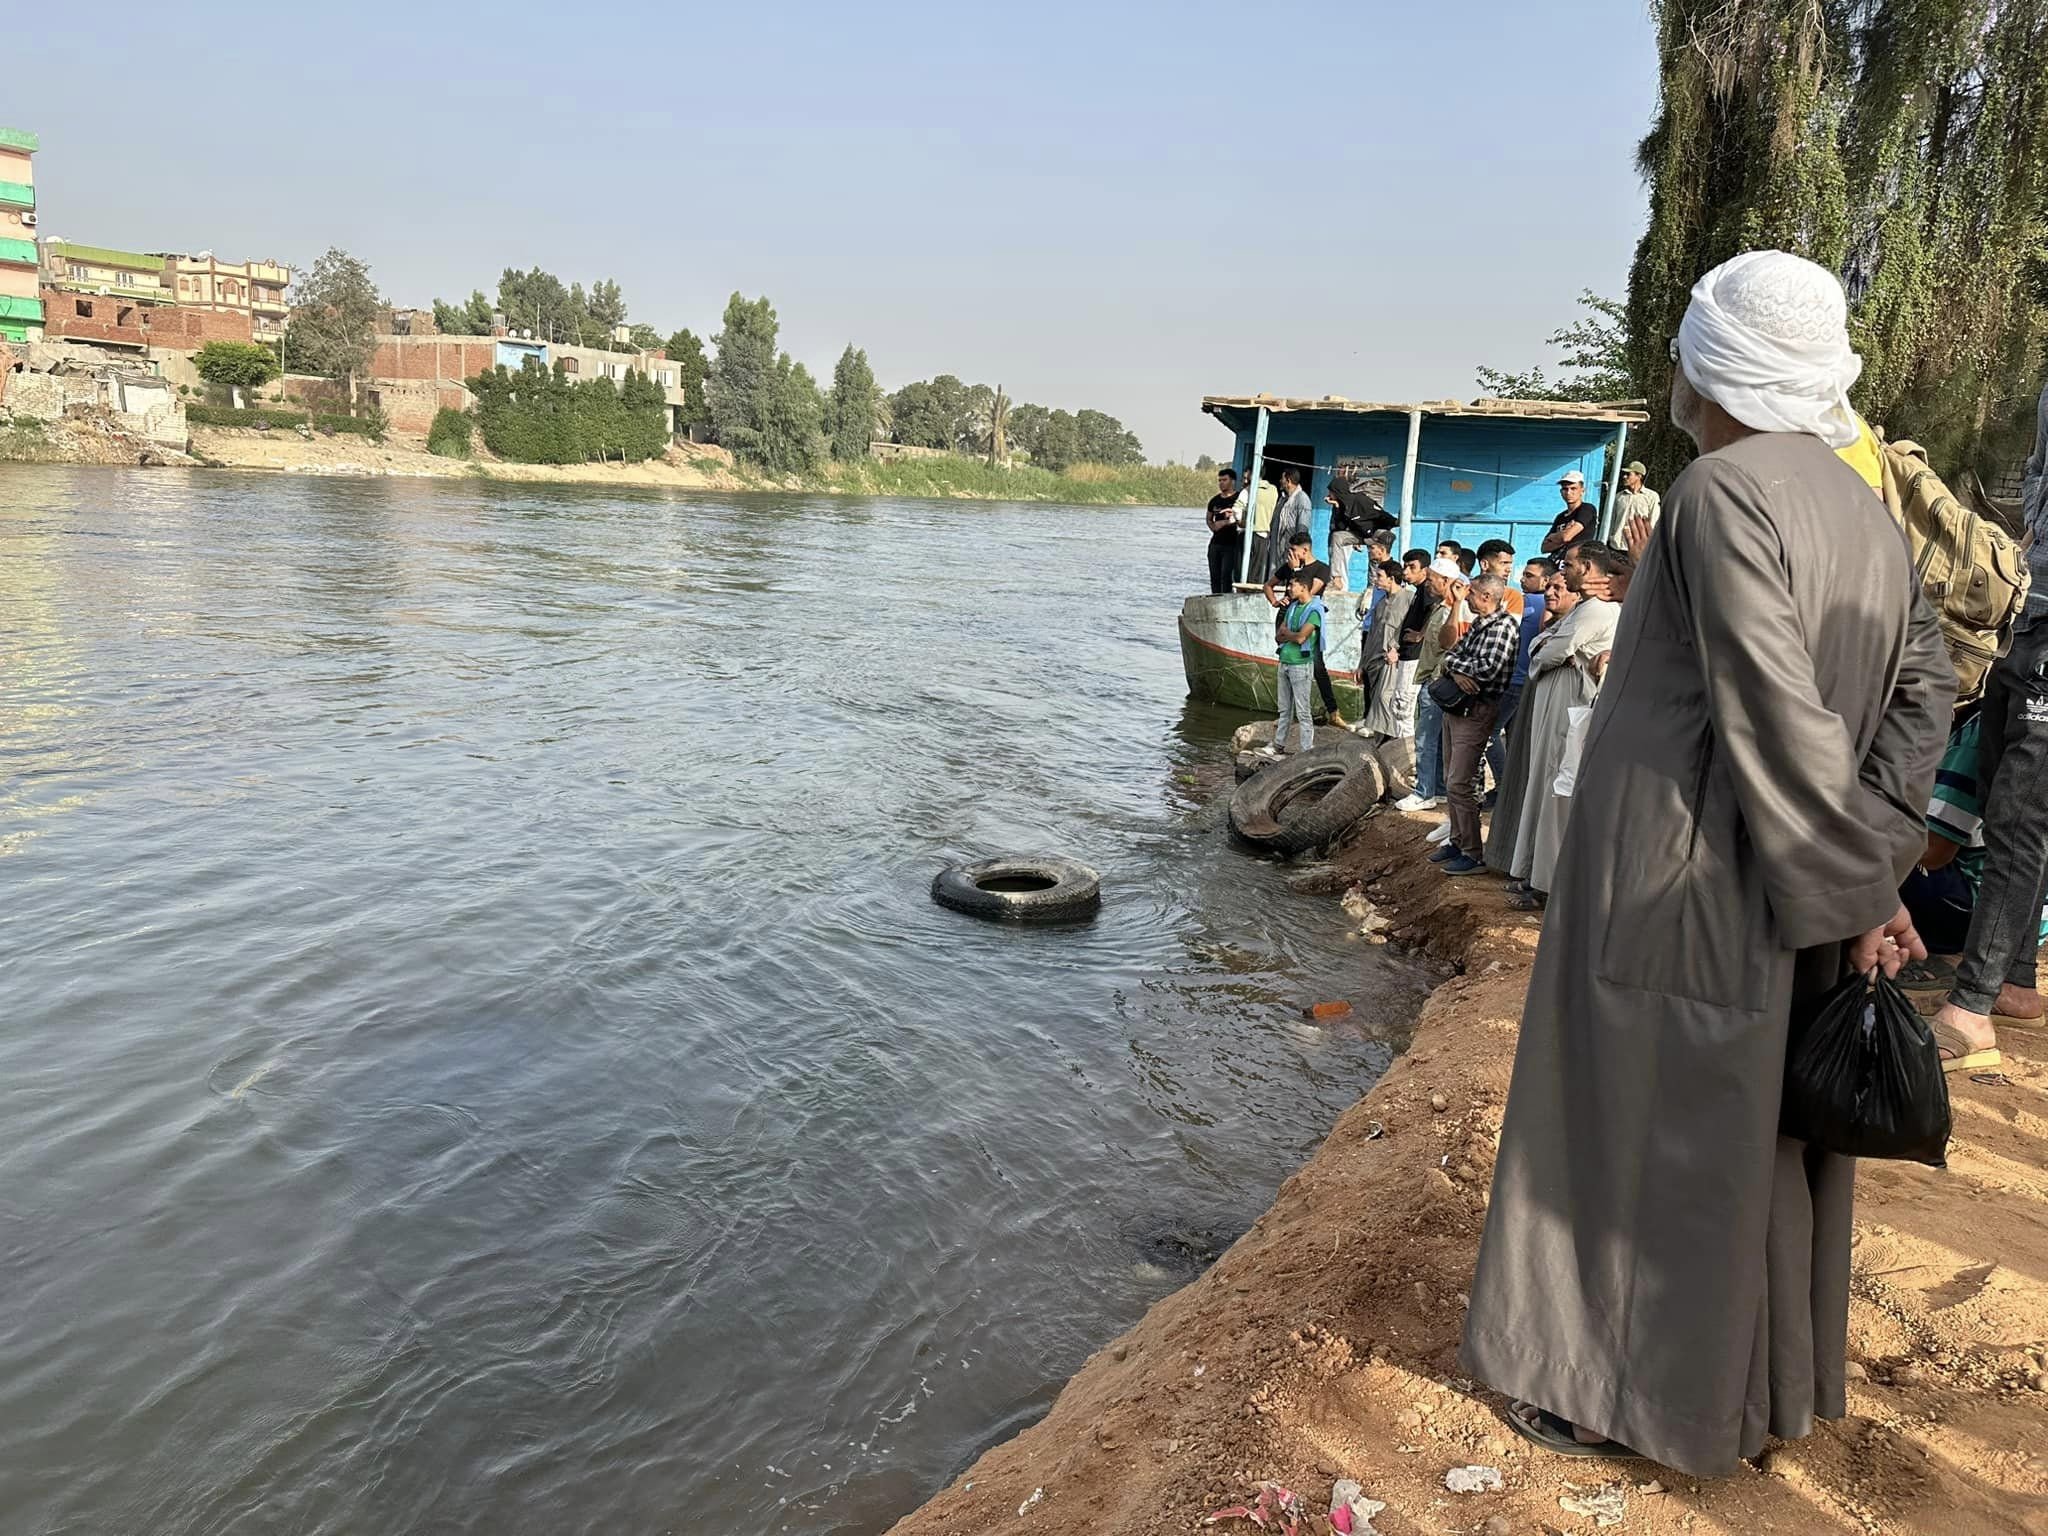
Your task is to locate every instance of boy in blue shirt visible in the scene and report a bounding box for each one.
[1261,570,1324,759]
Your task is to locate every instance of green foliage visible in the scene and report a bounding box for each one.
[761,357,825,475]
[466,357,668,465]
[1477,292,1636,402]
[704,293,821,471]
[825,344,879,461]
[627,323,663,351]
[189,403,307,427]
[284,248,382,383]
[433,290,496,335]
[665,328,711,432]
[491,268,632,346]
[187,403,385,441]
[427,407,474,458]
[194,340,282,395]
[831,454,1209,505]
[1627,0,2048,482]
[895,386,1143,467]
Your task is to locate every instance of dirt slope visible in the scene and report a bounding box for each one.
[885,814,2048,1536]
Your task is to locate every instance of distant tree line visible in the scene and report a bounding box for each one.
[406,262,1153,476]
[881,375,1142,469]
[434,269,661,351]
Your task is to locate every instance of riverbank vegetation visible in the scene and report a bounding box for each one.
[185,403,388,441]
[813,453,1209,505]
[467,359,669,465]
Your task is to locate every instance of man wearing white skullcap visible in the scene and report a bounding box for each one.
[1464,250,1954,1476]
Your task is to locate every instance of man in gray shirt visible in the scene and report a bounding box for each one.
[1268,466,1313,581]
[1613,460,1662,554]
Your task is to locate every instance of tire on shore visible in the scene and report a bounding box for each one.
[1374,736,1417,799]
[931,855,1102,921]
[1228,739,1386,857]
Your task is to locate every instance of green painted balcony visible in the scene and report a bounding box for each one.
[0,293,45,322]
[0,127,38,154]
[0,236,35,266]
[0,180,32,208]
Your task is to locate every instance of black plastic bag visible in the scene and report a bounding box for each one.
[1781,971,1951,1167]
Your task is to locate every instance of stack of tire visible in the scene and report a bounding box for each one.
[1228,733,1403,857]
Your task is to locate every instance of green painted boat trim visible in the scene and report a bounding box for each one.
[1178,592,1367,716]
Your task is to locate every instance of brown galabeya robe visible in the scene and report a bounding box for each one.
[1462,430,1954,1476]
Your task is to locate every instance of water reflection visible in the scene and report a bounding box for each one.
[0,467,1433,1536]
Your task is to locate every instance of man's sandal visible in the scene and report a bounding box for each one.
[1504,1401,1642,1459]
[1933,1019,2001,1075]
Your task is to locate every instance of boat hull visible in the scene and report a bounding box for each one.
[1178,593,1366,716]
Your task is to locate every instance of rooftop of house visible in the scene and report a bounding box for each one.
[43,241,167,273]
[1201,393,1650,427]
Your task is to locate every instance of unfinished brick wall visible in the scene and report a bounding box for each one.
[146,307,254,346]
[362,378,448,434]
[369,336,499,385]
[42,291,254,349]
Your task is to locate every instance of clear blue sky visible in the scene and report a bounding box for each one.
[13,1,1659,462]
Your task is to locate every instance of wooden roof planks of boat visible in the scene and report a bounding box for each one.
[1181,393,1650,714]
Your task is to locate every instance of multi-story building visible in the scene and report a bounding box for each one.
[39,239,170,347]
[38,239,254,352]
[158,252,290,342]
[0,126,41,342]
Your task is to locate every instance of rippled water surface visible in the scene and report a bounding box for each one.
[0,468,1432,1535]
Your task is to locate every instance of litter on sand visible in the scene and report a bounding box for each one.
[1205,1481,1304,1534]
[1559,1480,1628,1526]
[1327,1478,1387,1535]
[1443,1464,1503,1494]
[1017,1487,1042,1517]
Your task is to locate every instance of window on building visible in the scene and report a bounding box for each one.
[560,356,579,374]
[75,299,93,318]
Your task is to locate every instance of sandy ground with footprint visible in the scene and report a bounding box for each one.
[886,813,2048,1536]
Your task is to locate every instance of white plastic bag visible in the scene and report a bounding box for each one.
[1552,706,1594,798]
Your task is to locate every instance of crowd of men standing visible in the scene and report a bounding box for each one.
[1191,247,2048,1485]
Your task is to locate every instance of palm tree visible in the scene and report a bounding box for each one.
[983,385,1011,467]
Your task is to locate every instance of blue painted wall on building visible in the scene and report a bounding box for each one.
[1218,410,1622,586]
[495,339,549,372]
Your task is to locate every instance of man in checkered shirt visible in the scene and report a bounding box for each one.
[1433,574,1521,875]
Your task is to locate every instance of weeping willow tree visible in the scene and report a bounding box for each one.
[1627,0,2048,482]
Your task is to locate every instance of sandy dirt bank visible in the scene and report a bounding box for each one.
[885,812,2048,1536]
[186,425,751,491]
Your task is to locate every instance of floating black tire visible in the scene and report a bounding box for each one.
[1228,739,1387,856]
[931,855,1102,921]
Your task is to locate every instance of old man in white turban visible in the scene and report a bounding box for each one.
[1462,251,1953,1476]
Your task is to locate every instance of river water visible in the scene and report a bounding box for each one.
[0,468,1432,1536]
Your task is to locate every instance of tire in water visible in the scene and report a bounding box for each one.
[931,855,1102,921]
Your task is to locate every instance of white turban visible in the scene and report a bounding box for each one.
[1676,250,1863,449]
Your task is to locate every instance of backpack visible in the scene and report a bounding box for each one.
[1878,437,2031,702]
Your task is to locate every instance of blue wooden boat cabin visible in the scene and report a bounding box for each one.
[1181,393,1649,713]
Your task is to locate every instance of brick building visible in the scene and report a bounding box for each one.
[158,252,290,342]
[361,333,690,436]
[0,127,41,342]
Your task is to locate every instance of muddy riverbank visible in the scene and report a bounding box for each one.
[885,813,2048,1536]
